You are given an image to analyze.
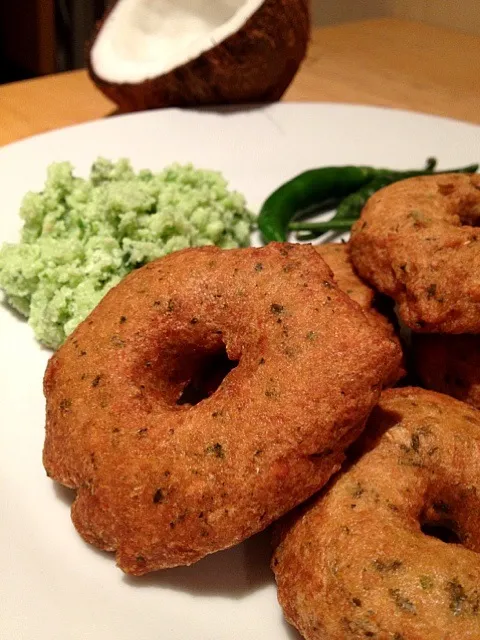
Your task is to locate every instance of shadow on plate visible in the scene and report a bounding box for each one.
[52,478,274,598]
[123,527,274,599]
[282,617,303,639]
[110,103,268,119]
[1,298,27,323]
[52,482,123,564]
[1,299,54,353]
[193,104,269,116]
[53,482,76,506]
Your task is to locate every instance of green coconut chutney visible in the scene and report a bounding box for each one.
[0,158,254,349]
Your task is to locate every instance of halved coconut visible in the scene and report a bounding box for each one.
[89,0,310,111]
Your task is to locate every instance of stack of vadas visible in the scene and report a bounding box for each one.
[43,171,480,639]
[350,173,480,409]
[271,173,480,640]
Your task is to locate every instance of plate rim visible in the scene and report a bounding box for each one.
[1,101,479,157]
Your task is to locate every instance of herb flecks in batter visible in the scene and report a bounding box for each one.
[111,335,125,348]
[306,331,317,341]
[206,443,225,459]
[92,375,101,387]
[372,559,403,573]
[59,398,72,412]
[341,616,378,637]
[388,588,416,613]
[153,488,165,504]
[265,387,280,399]
[351,482,365,499]
[426,284,437,299]
[408,209,429,228]
[411,432,420,452]
[255,263,263,272]
[119,315,127,324]
[398,428,431,467]
[386,500,400,512]
[420,575,434,590]
[446,579,468,615]
[167,299,175,312]
[271,303,284,315]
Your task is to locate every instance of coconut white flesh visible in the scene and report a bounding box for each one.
[91,0,266,84]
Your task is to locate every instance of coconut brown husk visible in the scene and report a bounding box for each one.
[88,0,310,111]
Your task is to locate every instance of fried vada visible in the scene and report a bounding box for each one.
[350,173,480,333]
[272,387,480,640]
[43,243,401,574]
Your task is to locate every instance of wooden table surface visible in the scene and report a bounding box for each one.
[1,18,479,147]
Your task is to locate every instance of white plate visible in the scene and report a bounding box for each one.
[1,103,479,640]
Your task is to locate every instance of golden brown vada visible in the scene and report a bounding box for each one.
[350,173,480,333]
[43,243,401,574]
[272,387,480,640]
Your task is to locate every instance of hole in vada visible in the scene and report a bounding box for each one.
[458,198,480,227]
[459,208,480,227]
[176,344,238,406]
[437,182,480,226]
[421,520,461,545]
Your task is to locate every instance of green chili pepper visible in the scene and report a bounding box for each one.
[330,158,434,222]
[332,161,478,222]
[289,219,356,232]
[290,162,479,239]
[258,159,478,243]
[258,166,377,243]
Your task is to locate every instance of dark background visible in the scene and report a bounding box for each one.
[0,1,110,84]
